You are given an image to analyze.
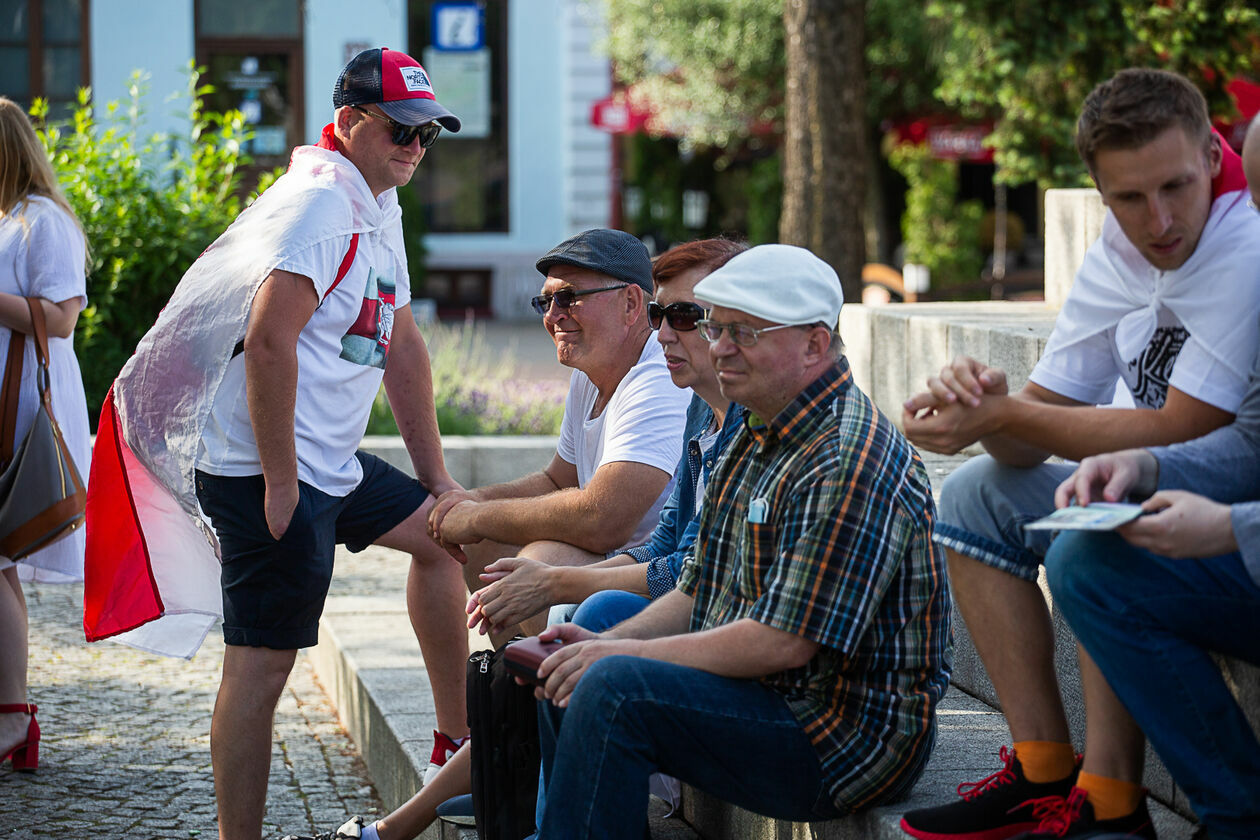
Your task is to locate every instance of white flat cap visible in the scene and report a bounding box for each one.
[692,244,843,327]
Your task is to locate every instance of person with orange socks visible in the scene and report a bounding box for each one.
[901,69,1260,840]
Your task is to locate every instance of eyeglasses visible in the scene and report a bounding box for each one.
[530,284,627,315]
[648,301,707,332]
[354,106,442,148]
[696,319,797,346]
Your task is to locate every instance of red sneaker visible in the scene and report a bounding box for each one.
[424,729,469,785]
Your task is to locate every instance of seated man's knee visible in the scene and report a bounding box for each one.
[519,539,602,568]
[461,541,513,589]
[1044,531,1130,606]
[573,591,650,633]
[938,456,1032,525]
[569,654,645,712]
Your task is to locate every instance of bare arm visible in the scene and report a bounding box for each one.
[988,382,1233,464]
[244,269,318,538]
[428,454,573,537]
[383,311,458,494]
[467,558,648,635]
[0,293,82,339]
[907,377,1232,467]
[536,589,818,705]
[439,459,671,553]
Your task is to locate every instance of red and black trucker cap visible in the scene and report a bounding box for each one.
[333,47,461,132]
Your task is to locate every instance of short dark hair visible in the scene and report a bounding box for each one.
[1075,68,1212,172]
[652,238,749,289]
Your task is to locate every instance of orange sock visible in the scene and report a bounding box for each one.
[1013,740,1076,783]
[1076,771,1145,820]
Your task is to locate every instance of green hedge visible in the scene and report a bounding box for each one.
[36,67,260,427]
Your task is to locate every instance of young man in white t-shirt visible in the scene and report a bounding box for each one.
[427,229,691,647]
[185,49,469,840]
[900,68,1260,840]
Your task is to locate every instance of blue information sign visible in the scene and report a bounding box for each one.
[432,2,485,52]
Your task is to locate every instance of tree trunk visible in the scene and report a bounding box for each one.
[780,0,867,306]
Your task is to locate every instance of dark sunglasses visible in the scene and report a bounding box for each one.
[354,106,442,148]
[530,284,627,315]
[648,300,706,331]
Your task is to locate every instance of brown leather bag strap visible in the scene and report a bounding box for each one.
[25,297,51,388]
[0,328,23,465]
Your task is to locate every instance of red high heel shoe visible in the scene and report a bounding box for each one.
[0,703,39,772]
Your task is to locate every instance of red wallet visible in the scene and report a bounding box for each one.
[503,636,566,686]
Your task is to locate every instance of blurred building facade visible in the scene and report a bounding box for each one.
[3,0,613,320]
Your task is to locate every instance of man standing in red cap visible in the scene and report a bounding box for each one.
[86,47,468,840]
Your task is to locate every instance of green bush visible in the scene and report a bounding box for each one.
[35,66,259,425]
[888,142,985,294]
[368,321,566,437]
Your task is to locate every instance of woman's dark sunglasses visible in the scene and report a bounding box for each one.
[648,300,706,331]
[354,106,442,148]
[530,284,627,315]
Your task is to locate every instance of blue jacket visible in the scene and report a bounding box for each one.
[624,393,745,597]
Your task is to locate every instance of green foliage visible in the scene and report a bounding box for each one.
[35,66,261,424]
[603,0,784,147]
[888,142,984,291]
[367,322,566,437]
[928,0,1260,187]
[603,0,947,145]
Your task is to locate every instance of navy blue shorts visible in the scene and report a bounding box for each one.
[194,452,428,650]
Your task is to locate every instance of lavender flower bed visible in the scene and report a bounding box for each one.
[368,321,566,436]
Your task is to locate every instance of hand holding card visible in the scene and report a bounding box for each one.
[1024,502,1145,532]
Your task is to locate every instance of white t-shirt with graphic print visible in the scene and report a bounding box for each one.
[1032,281,1240,412]
[197,231,409,496]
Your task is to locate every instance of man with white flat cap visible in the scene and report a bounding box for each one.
[522,244,952,838]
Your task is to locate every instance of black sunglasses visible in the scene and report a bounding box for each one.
[354,106,442,148]
[530,284,627,315]
[648,300,706,331]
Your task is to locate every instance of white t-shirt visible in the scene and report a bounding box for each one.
[0,196,90,581]
[1032,300,1234,411]
[556,338,691,550]
[1032,189,1260,412]
[197,227,409,496]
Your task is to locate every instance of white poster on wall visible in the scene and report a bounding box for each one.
[422,47,491,139]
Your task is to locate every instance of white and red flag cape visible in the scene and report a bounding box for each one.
[83,130,402,658]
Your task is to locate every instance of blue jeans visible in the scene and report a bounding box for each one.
[536,655,841,840]
[1045,532,1260,839]
[572,590,650,633]
[531,590,656,836]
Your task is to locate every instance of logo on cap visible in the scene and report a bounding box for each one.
[401,67,433,94]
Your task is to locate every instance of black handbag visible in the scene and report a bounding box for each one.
[467,643,542,840]
[0,297,86,559]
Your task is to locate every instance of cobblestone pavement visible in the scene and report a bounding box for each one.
[0,579,382,839]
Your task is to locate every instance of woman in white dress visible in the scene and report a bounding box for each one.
[0,97,91,773]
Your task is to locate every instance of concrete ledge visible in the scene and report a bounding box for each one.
[361,434,557,489]
[840,302,1058,428]
[308,595,443,839]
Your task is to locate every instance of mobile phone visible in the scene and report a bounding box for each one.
[503,636,565,686]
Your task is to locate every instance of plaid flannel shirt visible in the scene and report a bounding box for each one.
[677,359,951,811]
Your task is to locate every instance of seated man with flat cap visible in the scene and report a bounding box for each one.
[523,244,951,839]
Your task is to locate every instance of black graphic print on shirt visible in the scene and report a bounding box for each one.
[1127,325,1188,408]
[340,268,395,369]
